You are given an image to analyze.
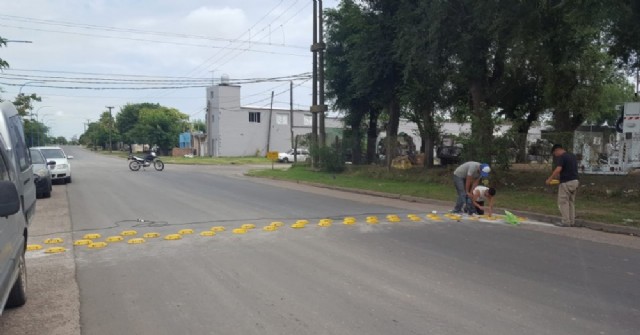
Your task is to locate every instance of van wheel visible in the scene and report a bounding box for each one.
[6,251,27,308]
[43,191,51,198]
[65,176,72,184]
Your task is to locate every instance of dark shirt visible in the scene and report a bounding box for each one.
[557,151,579,183]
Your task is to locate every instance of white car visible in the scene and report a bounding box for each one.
[278,149,310,163]
[32,146,73,184]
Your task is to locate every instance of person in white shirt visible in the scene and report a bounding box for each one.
[470,185,496,216]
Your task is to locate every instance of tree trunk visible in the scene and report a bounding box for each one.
[350,113,364,165]
[422,105,436,169]
[470,80,494,163]
[366,110,379,164]
[386,98,401,168]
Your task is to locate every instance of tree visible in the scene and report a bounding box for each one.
[325,0,379,165]
[0,37,8,70]
[116,103,160,148]
[129,106,188,154]
[12,94,42,116]
[192,119,206,133]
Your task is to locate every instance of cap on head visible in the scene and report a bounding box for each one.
[551,144,563,154]
[488,188,496,196]
[480,163,491,178]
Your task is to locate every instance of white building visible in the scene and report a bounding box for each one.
[205,83,342,157]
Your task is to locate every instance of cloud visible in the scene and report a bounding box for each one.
[182,6,247,38]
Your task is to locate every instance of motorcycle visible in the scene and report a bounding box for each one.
[128,151,164,171]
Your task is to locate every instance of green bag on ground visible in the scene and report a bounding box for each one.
[504,210,520,225]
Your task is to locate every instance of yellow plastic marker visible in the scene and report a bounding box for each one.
[83,233,101,240]
[200,231,216,236]
[27,244,43,251]
[296,220,309,225]
[241,223,256,230]
[318,221,332,227]
[44,238,64,244]
[263,225,278,231]
[549,179,560,185]
[106,236,124,242]
[73,239,93,246]
[143,232,161,238]
[178,229,194,235]
[343,219,356,225]
[120,230,137,236]
[270,222,284,228]
[45,247,67,254]
[88,242,108,249]
[164,234,183,240]
[291,223,306,229]
[233,228,247,234]
[211,226,226,232]
[318,219,333,225]
[366,218,379,224]
[127,238,146,244]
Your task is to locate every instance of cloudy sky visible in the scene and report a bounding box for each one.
[0,0,339,140]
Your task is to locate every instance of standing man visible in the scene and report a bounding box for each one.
[546,144,580,227]
[452,161,491,214]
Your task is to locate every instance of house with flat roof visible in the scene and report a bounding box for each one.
[204,83,342,157]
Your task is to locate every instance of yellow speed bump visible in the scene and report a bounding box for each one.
[291,223,306,229]
[143,232,161,238]
[164,234,183,241]
[319,218,333,224]
[200,231,216,237]
[73,239,93,246]
[27,244,43,251]
[270,222,284,228]
[44,237,64,244]
[45,247,67,254]
[83,233,101,240]
[88,242,108,249]
[263,225,278,231]
[120,230,137,236]
[241,223,256,230]
[233,228,247,234]
[211,226,226,232]
[127,238,146,244]
[366,217,379,224]
[343,219,356,225]
[318,221,332,227]
[106,236,124,242]
[178,229,194,235]
[296,220,309,225]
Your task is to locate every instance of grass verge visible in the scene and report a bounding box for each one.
[249,165,640,228]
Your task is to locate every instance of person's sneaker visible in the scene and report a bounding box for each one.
[450,210,463,214]
[553,222,571,227]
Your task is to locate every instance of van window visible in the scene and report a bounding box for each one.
[0,151,10,182]
[7,115,31,171]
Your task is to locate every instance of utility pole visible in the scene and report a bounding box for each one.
[318,0,326,148]
[311,0,328,167]
[290,81,294,149]
[106,106,114,153]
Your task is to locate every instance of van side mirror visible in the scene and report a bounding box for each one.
[47,161,56,166]
[67,156,74,160]
[0,180,21,217]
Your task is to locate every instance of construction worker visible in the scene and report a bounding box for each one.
[470,185,496,216]
[451,161,491,214]
[546,144,580,227]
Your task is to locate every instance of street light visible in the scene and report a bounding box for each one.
[29,106,52,147]
[19,81,44,95]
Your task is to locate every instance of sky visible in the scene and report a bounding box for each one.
[0,0,340,140]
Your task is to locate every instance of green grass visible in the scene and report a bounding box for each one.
[249,165,640,228]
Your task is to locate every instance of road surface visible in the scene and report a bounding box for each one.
[1,147,639,335]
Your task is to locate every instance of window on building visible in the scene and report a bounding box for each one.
[249,112,261,123]
[276,114,288,125]
[304,114,312,126]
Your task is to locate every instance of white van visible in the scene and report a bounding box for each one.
[0,134,28,314]
[0,102,36,224]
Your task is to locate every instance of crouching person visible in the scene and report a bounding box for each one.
[470,186,496,216]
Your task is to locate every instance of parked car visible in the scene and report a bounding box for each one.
[0,102,36,224]
[278,148,310,163]
[0,134,28,314]
[29,148,54,198]
[31,146,73,184]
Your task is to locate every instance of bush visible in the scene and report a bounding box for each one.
[314,146,346,173]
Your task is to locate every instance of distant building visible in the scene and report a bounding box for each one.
[204,83,342,157]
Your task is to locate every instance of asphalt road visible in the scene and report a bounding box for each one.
[2,147,640,335]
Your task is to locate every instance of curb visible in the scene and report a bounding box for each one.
[257,177,640,237]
